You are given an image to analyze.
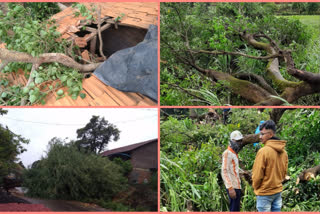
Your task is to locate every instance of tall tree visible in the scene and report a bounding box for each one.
[76,115,120,154]
[0,110,29,186]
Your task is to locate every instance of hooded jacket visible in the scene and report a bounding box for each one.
[252,139,288,196]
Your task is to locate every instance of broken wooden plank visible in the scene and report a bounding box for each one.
[84,23,112,42]
[90,35,97,54]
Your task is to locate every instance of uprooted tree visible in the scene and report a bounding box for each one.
[160,3,320,106]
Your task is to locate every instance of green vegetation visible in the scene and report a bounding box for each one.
[160,3,320,106]
[23,138,128,201]
[0,111,156,211]
[18,3,60,21]
[160,108,320,211]
[290,15,320,29]
[22,116,134,210]
[0,109,29,186]
[76,116,120,154]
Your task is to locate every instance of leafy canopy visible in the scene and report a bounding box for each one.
[76,116,120,154]
[23,137,128,201]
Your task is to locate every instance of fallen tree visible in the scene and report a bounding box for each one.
[161,3,320,106]
[297,164,320,184]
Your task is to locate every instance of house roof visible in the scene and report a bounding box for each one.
[1,69,156,106]
[53,2,158,42]
[100,138,157,156]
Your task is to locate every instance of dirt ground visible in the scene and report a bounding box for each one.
[0,190,30,204]
[0,189,109,212]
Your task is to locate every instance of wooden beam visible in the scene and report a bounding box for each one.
[90,35,97,54]
[84,23,112,42]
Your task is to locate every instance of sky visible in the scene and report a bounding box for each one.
[1,108,158,167]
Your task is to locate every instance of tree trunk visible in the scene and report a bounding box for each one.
[296,164,320,184]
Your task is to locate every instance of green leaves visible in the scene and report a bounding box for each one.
[60,75,68,83]
[28,87,41,104]
[35,77,44,84]
[1,92,8,98]
[29,94,37,104]
[23,139,128,202]
[22,87,30,95]
[56,89,64,96]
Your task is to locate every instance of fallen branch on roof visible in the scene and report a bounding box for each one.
[0,48,102,73]
[97,6,107,61]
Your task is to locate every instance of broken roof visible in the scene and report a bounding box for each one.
[0,3,158,106]
[100,138,157,157]
[52,2,158,41]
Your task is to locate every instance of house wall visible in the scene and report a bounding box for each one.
[129,168,152,184]
[130,140,158,169]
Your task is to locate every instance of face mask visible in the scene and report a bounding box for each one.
[229,140,241,154]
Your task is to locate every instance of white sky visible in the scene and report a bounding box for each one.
[1,108,158,167]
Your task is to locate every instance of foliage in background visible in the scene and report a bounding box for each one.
[112,157,133,177]
[0,110,29,186]
[75,116,120,154]
[160,3,320,106]
[161,109,320,211]
[0,3,86,105]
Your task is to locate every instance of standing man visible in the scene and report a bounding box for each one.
[252,120,288,212]
[221,130,243,212]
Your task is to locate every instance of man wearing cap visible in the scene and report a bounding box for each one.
[252,120,288,212]
[221,130,243,212]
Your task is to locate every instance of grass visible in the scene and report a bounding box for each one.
[279,15,320,36]
[290,15,320,29]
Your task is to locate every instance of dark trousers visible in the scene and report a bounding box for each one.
[226,188,241,212]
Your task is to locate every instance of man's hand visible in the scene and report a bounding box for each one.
[228,188,236,199]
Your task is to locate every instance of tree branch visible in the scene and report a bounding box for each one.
[235,73,278,95]
[97,6,107,61]
[0,48,102,72]
[189,49,281,60]
[240,134,260,149]
[241,32,299,89]
[283,51,320,84]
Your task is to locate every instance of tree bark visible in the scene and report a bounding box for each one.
[296,164,320,184]
[0,48,102,73]
[240,134,260,149]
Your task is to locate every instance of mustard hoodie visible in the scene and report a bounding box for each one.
[252,139,288,196]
